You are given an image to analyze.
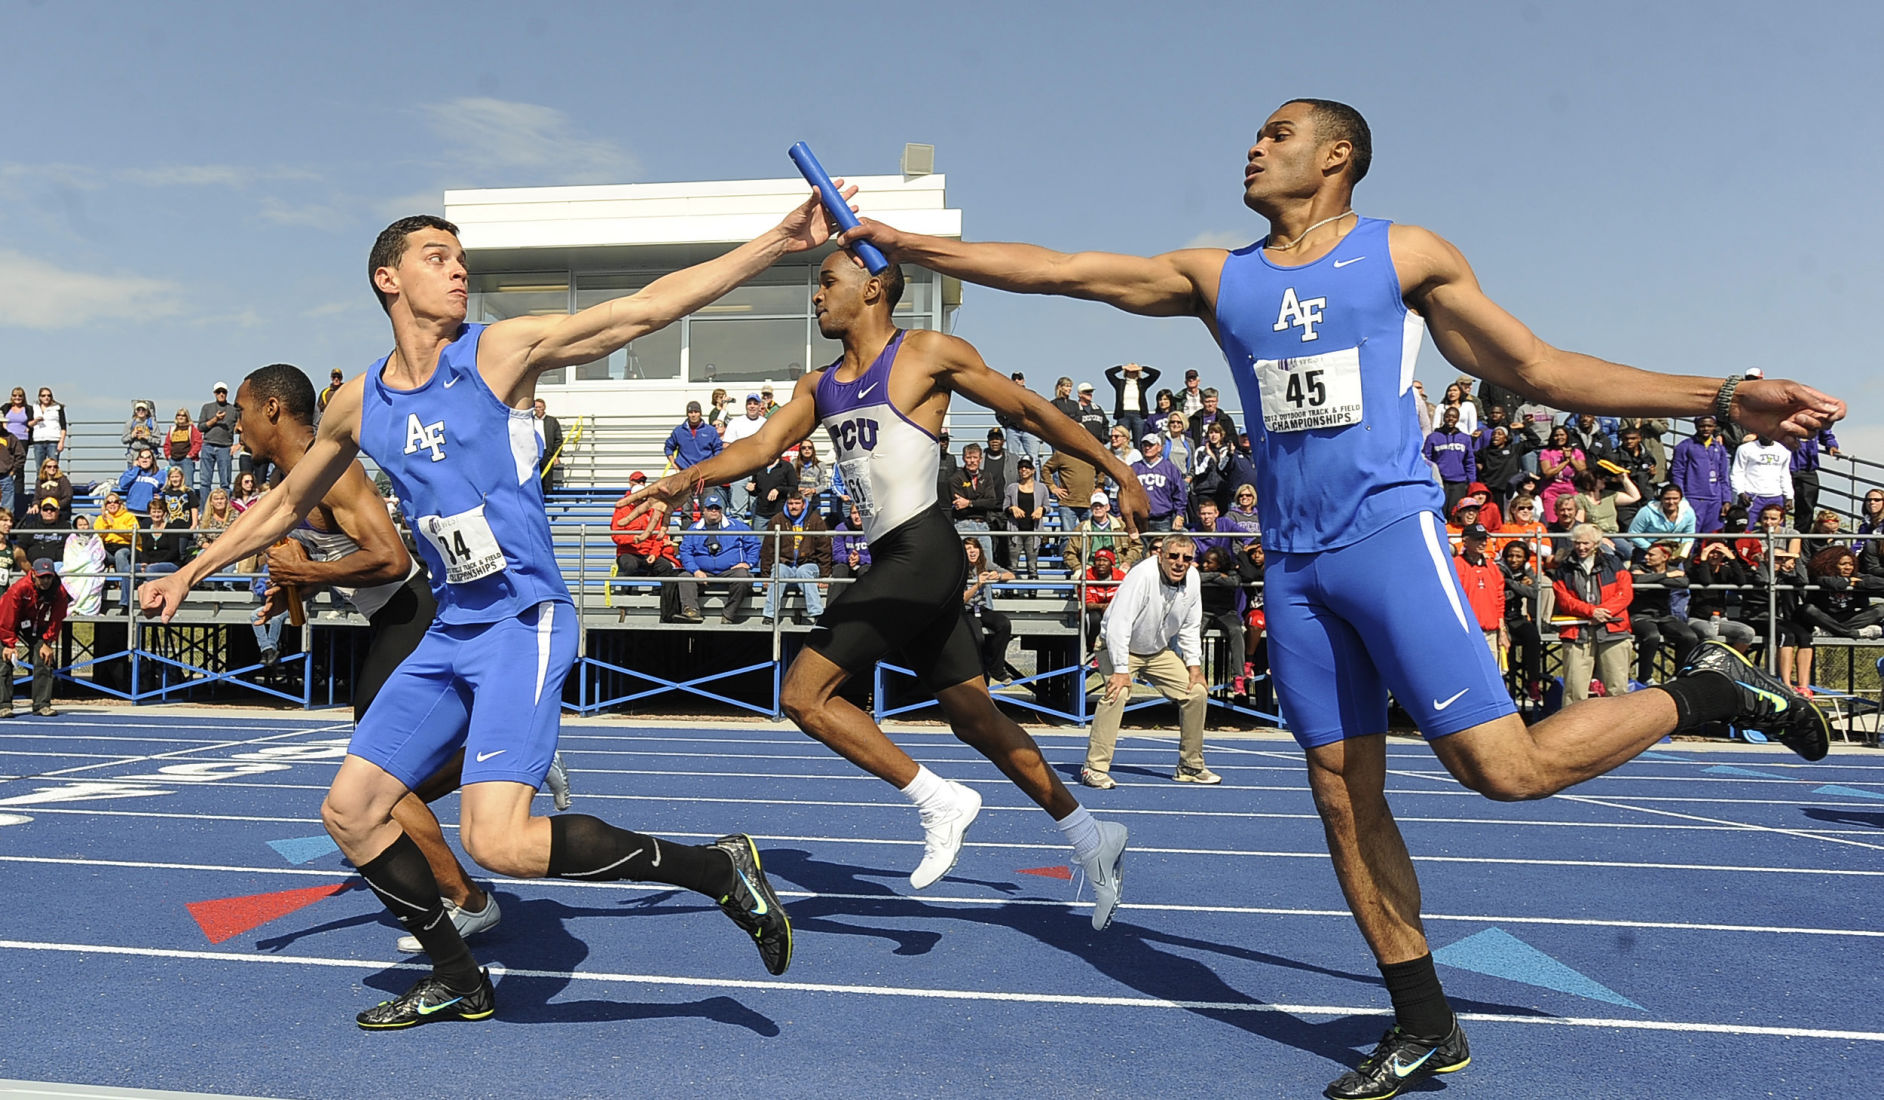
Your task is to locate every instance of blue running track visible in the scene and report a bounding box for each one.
[0,710,1877,1098]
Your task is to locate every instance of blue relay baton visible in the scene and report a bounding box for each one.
[788,141,889,274]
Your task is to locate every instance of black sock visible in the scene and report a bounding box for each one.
[547,814,735,898]
[356,831,480,991]
[1659,674,1741,732]
[1379,954,1453,1041]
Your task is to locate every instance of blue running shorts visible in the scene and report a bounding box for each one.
[346,599,577,789]
[1265,511,1516,749]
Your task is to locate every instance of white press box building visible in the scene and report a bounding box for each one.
[442,150,961,483]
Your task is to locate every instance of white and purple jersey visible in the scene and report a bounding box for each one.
[815,331,940,543]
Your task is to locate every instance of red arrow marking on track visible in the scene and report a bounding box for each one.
[186,883,348,944]
[1018,866,1073,880]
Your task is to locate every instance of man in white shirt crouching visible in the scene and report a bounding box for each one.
[1081,532,1217,789]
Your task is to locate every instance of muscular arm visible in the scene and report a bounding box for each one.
[919,331,1150,529]
[477,192,844,402]
[141,386,365,618]
[844,220,1224,319]
[1395,225,1844,441]
[265,461,411,589]
[626,375,822,520]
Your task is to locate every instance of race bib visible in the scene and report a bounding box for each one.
[1255,346,1364,433]
[838,457,877,518]
[416,503,505,584]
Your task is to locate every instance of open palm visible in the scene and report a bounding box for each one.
[777,182,859,254]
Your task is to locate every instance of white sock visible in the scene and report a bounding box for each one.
[1056,805,1103,864]
[900,766,958,816]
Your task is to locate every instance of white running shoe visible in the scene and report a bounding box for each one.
[396,894,503,954]
[545,752,573,811]
[910,782,982,889]
[1080,820,1129,931]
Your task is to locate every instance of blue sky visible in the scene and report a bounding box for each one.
[4,0,1881,458]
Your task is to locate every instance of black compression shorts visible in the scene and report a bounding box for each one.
[807,507,983,692]
[354,569,437,722]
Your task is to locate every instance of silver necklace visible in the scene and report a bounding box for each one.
[1268,209,1356,252]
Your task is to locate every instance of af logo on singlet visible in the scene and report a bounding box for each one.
[404,413,447,462]
[1272,287,1327,342]
[834,417,879,451]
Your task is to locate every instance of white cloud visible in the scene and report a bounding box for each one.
[256,196,352,230]
[420,97,638,185]
[0,249,182,329]
[1184,229,1253,250]
[120,164,318,188]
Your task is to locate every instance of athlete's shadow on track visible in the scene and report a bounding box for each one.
[1802,807,1884,829]
[761,845,1539,1071]
[260,887,778,1035]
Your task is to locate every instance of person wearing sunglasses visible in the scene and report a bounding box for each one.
[1081,533,1216,789]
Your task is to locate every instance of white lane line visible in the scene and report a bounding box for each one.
[2,857,1874,938]
[9,840,1882,879]
[0,937,1876,1042]
[1559,793,1884,853]
[0,735,226,745]
[27,803,1884,837]
[0,724,349,785]
[0,751,150,761]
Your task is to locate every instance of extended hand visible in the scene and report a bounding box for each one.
[1732,380,1847,445]
[616,472,687,527]
[778,183,860,254]
[1115,481,1152,536]
[138,573,192,623]
[838,217,905,259]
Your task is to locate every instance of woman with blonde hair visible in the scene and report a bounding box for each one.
[35,455,73,515]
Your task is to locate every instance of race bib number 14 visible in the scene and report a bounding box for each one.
[417,503,506,584]
[1255,346,1364,433]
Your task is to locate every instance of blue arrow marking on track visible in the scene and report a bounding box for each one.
[1636,751,1688,762]
[1704,765,1788,779]
[1813,784,1884,801]
[268,835,340,864]
[1435,927,1644,1010]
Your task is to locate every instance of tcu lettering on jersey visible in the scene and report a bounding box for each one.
[834,417,879,451]
[404,413,447,462]
[1273,286,1328,342]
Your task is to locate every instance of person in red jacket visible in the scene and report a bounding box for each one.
[1552,523,1634,701]
[1452,524,1506,672]
[1082,546,1125,639]
[610,471,685,621]
[0,558,67,717]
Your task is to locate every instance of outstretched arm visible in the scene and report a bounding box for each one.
[1396,225,1844,443]
[479,187,856,396]
[622,374,823,524]
[843,219,1224,319]
[138,385,365,622]
[921,331,1149,532]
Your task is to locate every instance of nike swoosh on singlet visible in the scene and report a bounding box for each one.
[1333,256,1366,268]
[443,376,460,388]
[857,383,880,401]
[475,749,506,762]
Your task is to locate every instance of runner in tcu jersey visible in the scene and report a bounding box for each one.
[841,99,1843,1098]
[141,192,853,1027]
[628,250,1149,930]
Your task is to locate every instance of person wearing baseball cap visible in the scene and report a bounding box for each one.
[610,472,682,619]
[0,557,67,717]
[1451,523,1505,671]
[197,381,236,498]
[675,489,758,623]
[15,497,66,564]
[1180,368,1205,417]
[1072,380,1110,444]
[319,369,346,415]
[1132,430,1187,536]
[717,393,770,509]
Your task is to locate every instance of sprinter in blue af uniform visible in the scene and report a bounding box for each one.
[142,191,854,1028]
[843,99,1846,1098]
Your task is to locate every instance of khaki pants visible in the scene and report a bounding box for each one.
[1086,645,1207,773]
[1561,632,1633,703]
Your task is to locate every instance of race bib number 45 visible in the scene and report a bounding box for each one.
[417,503,506,584]
[1255,346,1364,433]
